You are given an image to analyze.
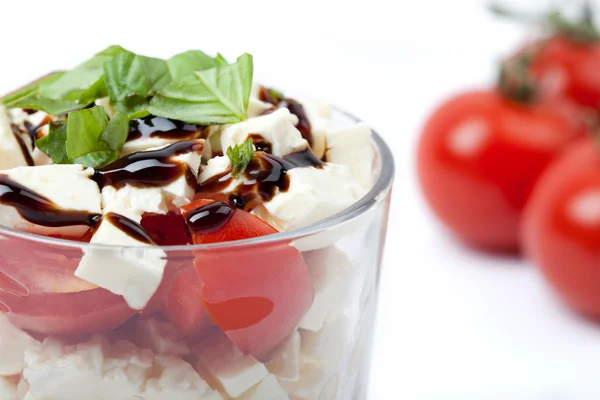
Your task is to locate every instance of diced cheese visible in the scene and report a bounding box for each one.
[247,83,274,118]
[325,123,373,189]
[95,97,115,118]
[265,331,300,382]
[24,335,216,400]
[102,141,203,218]
[143,355,221,400]
[253,163,366,231]
[237,374,289,400]
[134,317,190,356]
[8,109,52,166]
[122,137,185,157]
[0,317,37,376]
[280,358,338,400]
[0,165,101,237]
[195,333,269,398]
[0,376,18,400]
[199,156,232,184]
[299,247,352,332]
[220,108,307,157]
[75,214,167,310]
[0,106,29,170]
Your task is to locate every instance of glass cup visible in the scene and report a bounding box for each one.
[0,109,394,400]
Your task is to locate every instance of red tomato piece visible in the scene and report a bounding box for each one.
[523,138,600,317]
[0,236,135,335]
[181,199,314,358]
[417,90,584,251]
[531,36,600,109]
[140,212,192,246]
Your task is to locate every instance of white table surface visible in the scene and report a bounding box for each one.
[3,0,600,398]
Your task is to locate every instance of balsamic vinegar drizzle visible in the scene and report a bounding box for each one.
[105,212,153,244]
[248,133,272,153]
[185,201,235,235]
[258,86,313,147]
[128,116,205,142]
[199,148,324,211]
[9,125,34,167]
[0,175,100,228]
[93,140,203,190]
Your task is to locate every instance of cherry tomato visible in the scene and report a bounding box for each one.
[181,199,314,358]
[523,138,600,317]
[417,90,584,251]
[0,235,135,335]
[140,212,192,246]
[531,35,600,109]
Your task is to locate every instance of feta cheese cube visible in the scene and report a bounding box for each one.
[101,141,203,218]
[220,108,307,157]
[0,376,18,400]
[0,165,102,237]
[195,333,269,398]
[247,83,275,118]
[134,317,190,356]
[237,374,289,400]
[75,214,167,310]
[299,247,352,332]
[280,358,339,400]
[265,330,300,382]
[253,163,366,231]
[0,317,37,376]
[0,106,30,170]
[325,123,373,189]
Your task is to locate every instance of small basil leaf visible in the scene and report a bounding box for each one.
[226,138,254,178]
[40,45,127,103]
[65,106,129,168]
[213,53,229,66]
[1,72,65,107]
[36,121,70,164]
[149,53,253,125]
[167,50,218,81]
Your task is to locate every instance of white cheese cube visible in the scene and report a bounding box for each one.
[325,123,373,189]
[221,108,307,157]
[299,248,352,332]
[196,333,269,398]
[199,156,232,184]
[300,319,350,368]
[0,317,37,376]
[0,106,30,170]
[0,376,18,400]
[102,141,203,218]
[94,97,115,118]
[134,317,190,356]
[8,109,52,167]
[280,358,339,400]
[75,214,167,310]
[0,164,101,237]
[253,163,366,231]
[247,83,274,118]
[237,374,289,400]
[265,331,300,382]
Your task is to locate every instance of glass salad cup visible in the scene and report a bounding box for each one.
[0,110,394,400]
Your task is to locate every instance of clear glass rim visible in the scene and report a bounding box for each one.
[0,107,395,250]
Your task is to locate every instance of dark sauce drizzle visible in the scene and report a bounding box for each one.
[0,175,100,228]
[93,140,203,190]
[9,125,34,167]
[105,212,153,244]
[185,201,235,235]
[258,86,313,147]
[128,116,205,142]
[248,133,272,153]
[198,148,323,212]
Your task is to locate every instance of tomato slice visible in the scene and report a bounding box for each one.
[181,199,314,358]
[0,235,135,335]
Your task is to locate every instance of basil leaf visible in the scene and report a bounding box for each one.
[167,50,218,81]
[104,51,170,101]
[149,53,254,125]
[65,106,129,168]
[40,45,127,103]
[36,121,70,164]
[1,72,80,115]
[214,53,228,66]
[226,138,254,178]
[1,72,65,106]
[113,96,151,119]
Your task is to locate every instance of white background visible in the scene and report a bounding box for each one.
[2,0,600,398]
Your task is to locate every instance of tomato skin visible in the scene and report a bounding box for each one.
[417,90,583,251]
[523,138,600,316]
[182,199,314,359]
[532,36,600,109]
